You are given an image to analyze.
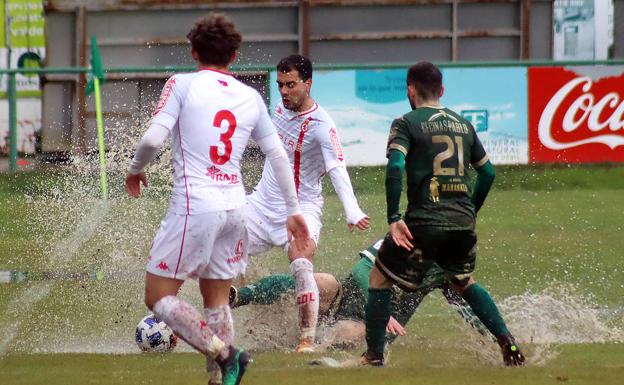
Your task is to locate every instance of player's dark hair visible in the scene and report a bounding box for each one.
[407,61,442,101]
[276,54,313,81]
[186,12,242,66]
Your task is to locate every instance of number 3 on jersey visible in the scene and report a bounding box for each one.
[210,110,237,165]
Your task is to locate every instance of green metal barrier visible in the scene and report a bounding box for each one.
[2,59,624,172]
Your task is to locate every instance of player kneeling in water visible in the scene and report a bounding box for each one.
[230,239,495,349]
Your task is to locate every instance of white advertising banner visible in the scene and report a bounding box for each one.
[553,0,614,60]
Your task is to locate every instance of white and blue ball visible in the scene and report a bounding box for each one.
[135,314,177,352]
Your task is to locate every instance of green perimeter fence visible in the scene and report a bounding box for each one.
[2,58,624,171]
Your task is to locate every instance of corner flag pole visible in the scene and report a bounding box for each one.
[86,36,107,199]
[94,76,107,199]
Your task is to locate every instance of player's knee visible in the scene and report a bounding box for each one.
[448,274,473,293]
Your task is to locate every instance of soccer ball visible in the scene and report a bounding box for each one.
[135,314,177,352]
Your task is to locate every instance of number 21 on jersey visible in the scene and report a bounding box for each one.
[432,134,464,176]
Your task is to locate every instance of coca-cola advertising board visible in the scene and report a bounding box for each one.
[528,66,624,163]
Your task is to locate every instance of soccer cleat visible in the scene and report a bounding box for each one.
[206,357,222,385]
[294,337,315,353]
[219,347,251,385]
[497,334,526,367]
[228,286,239,308]
[358,351,384,366]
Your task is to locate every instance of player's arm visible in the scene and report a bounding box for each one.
[470,127,495,213]
[472,160,495,213]
[327,166,369,231]
[126,76,179,198]
[386,148,404,224]
[318,124,369,230]
[125,123,170,197]
[386,118,413,250]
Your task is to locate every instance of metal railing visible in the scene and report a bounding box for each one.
[2,58,624,171]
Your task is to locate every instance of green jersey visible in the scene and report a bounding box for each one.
[388,106,489,230]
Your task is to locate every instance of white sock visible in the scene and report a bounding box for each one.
[204,305,234,384]
[290,258,319,340]
[152,296,228,360]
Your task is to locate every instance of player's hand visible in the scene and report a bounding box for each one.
[389,219,413,251]
[386,316,406,336]
[348,215,370,232]
[125,172,148,198]
[287,214,311,251]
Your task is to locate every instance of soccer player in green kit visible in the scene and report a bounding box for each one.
[361,61,525,367]
[229,239,494,347]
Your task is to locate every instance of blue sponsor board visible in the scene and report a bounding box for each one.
[269,67,528,165]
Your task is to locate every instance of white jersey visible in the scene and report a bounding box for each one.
[152,69,276,215]
[249,101,346,219]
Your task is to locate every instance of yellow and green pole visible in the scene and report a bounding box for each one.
[8,72,17,171]
[93,75,107,199]
[86,36,107,199]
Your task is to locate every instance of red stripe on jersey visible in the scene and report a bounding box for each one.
[294,117,312,193]
[176,123,191,215]
[173,214,189,279]
[153,77,176,116]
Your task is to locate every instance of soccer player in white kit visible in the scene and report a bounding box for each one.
[245,54,370,353]
[124,14,309,385]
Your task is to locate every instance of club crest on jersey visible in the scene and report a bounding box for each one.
[205,165,240,184]
[153,77,176,116]
[329,128,344,161]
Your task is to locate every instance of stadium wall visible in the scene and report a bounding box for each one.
[4,0,624,165]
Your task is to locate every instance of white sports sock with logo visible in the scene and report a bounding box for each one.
[290,258,319,340]
[152,295,228,360]
[204,305,234,384]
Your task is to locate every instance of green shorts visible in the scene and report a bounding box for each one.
[321,275,367,323]
[376,226,477,292]
[324,263,450,324]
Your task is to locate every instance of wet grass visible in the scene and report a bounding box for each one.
[1,164,623,384]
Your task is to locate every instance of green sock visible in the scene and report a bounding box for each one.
[237,274,295,306]
[462,283,509,338]
[365,288,392,355]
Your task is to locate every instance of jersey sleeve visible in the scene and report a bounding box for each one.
[151,75,182,132]
[350,257,374,301]
[469,125,489,168]
[386,116,410,157]
[316,119,346,172]
[251,90,277,141]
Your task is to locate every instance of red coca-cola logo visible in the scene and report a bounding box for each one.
[529,67,624,163]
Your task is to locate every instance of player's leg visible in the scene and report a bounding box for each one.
[287,211,322,353]
[148,274,232,360]
[440,230,525,366]
[364,228,435,365]
[288,240,319,352]
[230,274,295,308]
[231,272,338,312]
[315,273,341,314]
[362,264,393,365]
[145,212,232,360]
[440,285,494,340]
[324,320,365,348]
[202,207,253,385]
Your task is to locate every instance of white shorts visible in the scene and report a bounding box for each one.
[245,201,322,256]
[147,208,247,280]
